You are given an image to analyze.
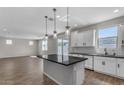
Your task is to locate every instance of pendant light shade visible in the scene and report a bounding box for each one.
[53,8,57,38]
[45,16,48,39]
[45,33,48,39]
[65,7,70,36]
[53,30,57,38]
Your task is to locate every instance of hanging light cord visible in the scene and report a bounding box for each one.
[53,8,56,32]
[45,16,48,34]
[67,7,69,27]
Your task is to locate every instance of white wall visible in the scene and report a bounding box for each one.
[0,37,38,58]
[38,36,57,55]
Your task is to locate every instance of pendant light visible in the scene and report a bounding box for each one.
[65,7,70,36]
[45,16,48,39]
[53,8,57,38]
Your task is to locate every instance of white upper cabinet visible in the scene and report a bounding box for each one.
[71,31,78,47]
[71,30,95,47]
[118,25,124,47]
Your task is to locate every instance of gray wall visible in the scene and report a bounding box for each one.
[0,37,38,58]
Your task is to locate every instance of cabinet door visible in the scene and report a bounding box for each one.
[103,58,116,75]
[86,30,95,46]
[118,25,124,47]
[94,57,104,72]
[77,32,83,46]
[94,57,117,75]
[84,56,93,69]
[71,31,78,47]
[117,59,124,78]
[81,30,95,47]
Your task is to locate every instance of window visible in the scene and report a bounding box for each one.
[42,39,48,51]
[29,41,34,46]
[6,40,12,45]
[98,26,118,48]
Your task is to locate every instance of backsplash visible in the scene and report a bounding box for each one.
[69,47,124,55]
[70,47,96,54]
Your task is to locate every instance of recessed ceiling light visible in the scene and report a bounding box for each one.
[56,15,60,18]
[3,28,7,31]
[113,9,119,13]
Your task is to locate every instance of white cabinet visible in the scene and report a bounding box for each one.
[77,32,84,46]
[118,25,124,47]
[94,57,104,72]
[103,58,117,75]
[94,57,117,75]
[69,54,93,70]
[71,31,78,47]
[84,55,93,69]
[117,59,124,78]
[82,30,95,47]
[71,30,95,47]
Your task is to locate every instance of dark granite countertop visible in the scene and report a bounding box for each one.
[37,54,88,66]
[69,52,124,58]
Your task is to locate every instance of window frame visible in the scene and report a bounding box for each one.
[6,39,13,45]
[96,26,118,49]
[42,39,48,51]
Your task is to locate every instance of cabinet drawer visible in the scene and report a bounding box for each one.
[94,56,115,61]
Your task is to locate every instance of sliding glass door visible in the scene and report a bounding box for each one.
[57,38,69,55]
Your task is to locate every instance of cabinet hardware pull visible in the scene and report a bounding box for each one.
[102,61,105,65]
[122,40,124,44]
[118,64,120,68]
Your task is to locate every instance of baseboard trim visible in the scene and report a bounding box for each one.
[0,56,36,59]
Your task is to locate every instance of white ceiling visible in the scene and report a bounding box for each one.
[0,7,124,39]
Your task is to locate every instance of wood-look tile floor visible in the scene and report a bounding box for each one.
[0,56,124,85]
[84,70,124,85]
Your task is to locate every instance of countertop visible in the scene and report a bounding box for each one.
[37,54,88,66]
[69,52,124,58]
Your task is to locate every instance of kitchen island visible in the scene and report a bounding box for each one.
[37,54,88,85]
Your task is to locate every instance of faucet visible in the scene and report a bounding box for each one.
[112,49,116,56]
[104,48,108,55]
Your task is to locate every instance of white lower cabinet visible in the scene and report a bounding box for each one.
[69,54,93,70]
[117,59,124,78]
[103,58,117,75]
[94,57,117,76]
[94,58,104,72]
[70,54,124,79]
[84,56,93,69]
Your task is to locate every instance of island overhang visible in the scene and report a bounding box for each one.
[37,54,88,66]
